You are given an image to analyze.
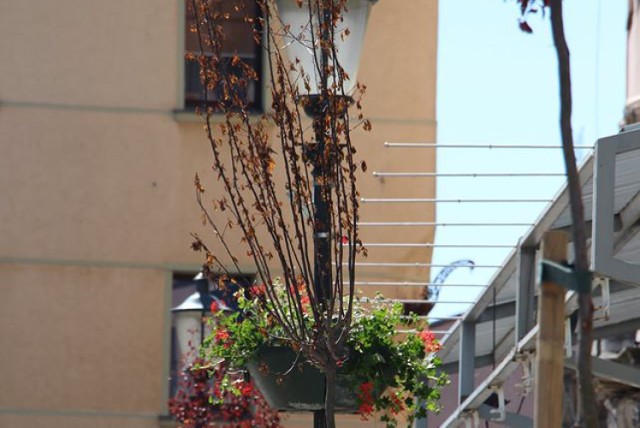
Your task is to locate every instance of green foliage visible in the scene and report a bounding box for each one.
[202,283,448,428]
[343,298,448,426]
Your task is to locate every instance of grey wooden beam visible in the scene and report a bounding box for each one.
[516,246,537,343]
[459,321,476,404]
[565,356,640,389]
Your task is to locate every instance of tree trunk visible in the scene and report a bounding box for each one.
[323,364,337,428]
[548,1,598,427]
[311,361,337,428]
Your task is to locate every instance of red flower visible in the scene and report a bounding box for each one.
[341,235,349,245]
[240,382,254,396]
[358,402,374,420]
[210,301,219,312]
[357,381,375,420]
[359,381,374,395]
[390,393,405,415]
[418,329,442,353]
[215,329,230,342]
[250,283,266,297]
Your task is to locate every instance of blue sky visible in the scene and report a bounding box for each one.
[430,0,628,317]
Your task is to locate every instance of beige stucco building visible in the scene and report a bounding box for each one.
[0,1,438,427]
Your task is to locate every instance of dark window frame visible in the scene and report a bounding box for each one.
[184,0,263,113]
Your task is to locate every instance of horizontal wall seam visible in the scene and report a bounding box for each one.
[0,101,436,125]
[1,100,172,115]
[0,256,200,273]
[0,407,157,419]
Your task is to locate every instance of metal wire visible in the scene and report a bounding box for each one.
[358,297,475,305]
[361,243,515,248]
[357,221,534,227]
[373,172,565,178]
[384,142,595,149]
[361,198,553,203]
[397,299,476,304]
[347,281,488,287]
[339,262,502,267]
[426,316,463,320]
[397,329,452,334]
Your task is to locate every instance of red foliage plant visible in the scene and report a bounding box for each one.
[169,357,281,427]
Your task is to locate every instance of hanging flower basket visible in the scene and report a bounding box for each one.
[246,345,360,412]
[202,281,447,426]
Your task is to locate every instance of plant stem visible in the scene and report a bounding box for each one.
[549,1,597,426]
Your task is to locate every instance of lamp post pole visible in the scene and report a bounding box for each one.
[308,1,333,308]
[310,103,332,308]
[305,10,334,428]
[310,6,333,427]
[276,2,377,426]
[308,96,332,428]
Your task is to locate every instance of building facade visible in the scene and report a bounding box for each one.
[0,1,438,427]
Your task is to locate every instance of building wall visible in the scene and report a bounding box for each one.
[0,0,438,427]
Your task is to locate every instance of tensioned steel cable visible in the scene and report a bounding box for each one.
[373,172,565,177]
[384,142,594,149]
[361,197,553,203]
[357,221,534,227]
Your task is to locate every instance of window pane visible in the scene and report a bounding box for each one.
[184,0,261,112]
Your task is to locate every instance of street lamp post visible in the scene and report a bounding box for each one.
[275,1,377,426]
[172,274,231,369]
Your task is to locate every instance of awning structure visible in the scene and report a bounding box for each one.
[436,125,640,427]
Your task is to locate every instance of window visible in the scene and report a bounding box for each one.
[184,0,263,112]
[169,272,254,397]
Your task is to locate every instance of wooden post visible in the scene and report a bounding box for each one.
[534,231,568,428]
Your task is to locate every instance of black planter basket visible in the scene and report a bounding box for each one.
[246,346,360,412]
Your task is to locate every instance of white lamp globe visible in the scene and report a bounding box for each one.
[276,0,377,96]
[172,292,205,368]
